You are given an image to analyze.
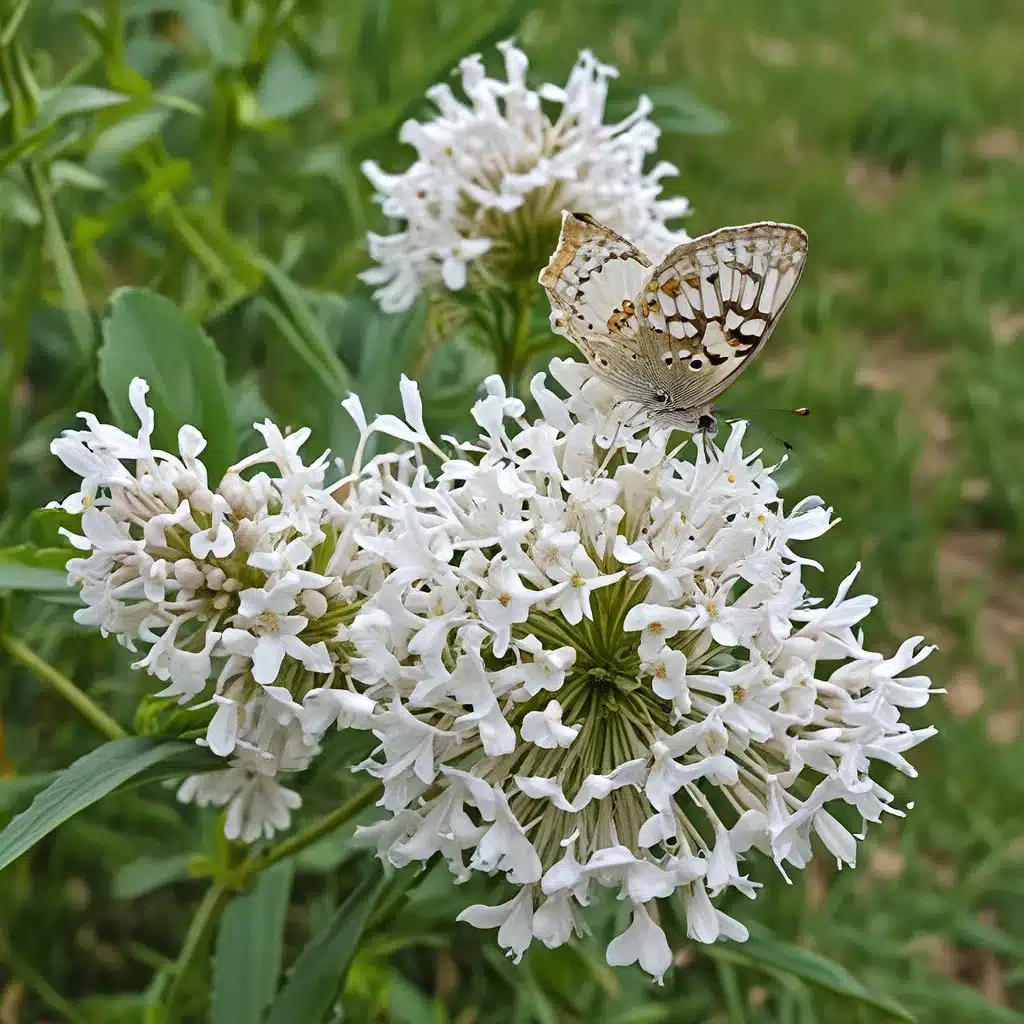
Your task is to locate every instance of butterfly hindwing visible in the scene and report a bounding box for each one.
[636,222,808,408]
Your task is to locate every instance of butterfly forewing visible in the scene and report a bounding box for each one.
[539,212,656,391]
[637,223,808,407]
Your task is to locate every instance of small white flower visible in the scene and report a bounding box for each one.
[521,700,579,749]
[606,902,673,984]
[360,43,688,310]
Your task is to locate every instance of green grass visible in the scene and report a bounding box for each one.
[0,1,1022,1021]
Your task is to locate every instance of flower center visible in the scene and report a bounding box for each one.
[498,591,513,608]
[257,611,280,633]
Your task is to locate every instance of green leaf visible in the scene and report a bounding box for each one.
[896,979,1024,1023]
[0,545,72,591]
[98,288,236,482]
[87,109,170,169]
[265,871,394,1024]
[0,738,209,872]
[112,853,194,900]
[701,925,917,1021]
[210,860,295,1024]
[260,262,351,394]
[610,86,727,136]
[32,86,131,130]
[257,41,321,121]
[181,0,247,67]
[0,552,69,593]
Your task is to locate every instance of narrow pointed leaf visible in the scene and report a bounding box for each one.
[265,871,394,1024]
[210,860,295,1024]
[0,738,211,872]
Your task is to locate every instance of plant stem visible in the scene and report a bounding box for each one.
[500,284,535,394]
[1,635,126,741]
[0,232,41,506]
[162,878,230,1017]
[239,781,381,882]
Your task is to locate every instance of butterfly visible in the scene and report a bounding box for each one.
[538,211,808,437]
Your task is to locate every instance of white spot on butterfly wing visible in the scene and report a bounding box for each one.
[740,275,759,309]
[724,309,744,331]
[717,261,736,304]
[647,310,667,333]
[668,321,686,339]
[740,318,767,336]
[758,267,779,314]
[700,277,721,318]
[772,266,800,315]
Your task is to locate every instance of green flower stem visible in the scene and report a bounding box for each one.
[0,231,40,506]
[0,39,94,358]
[161,782,383,1016]
[499,283,535,393]
[1,635,127,741]
[238,781,382,883]
[162,877,231,1017]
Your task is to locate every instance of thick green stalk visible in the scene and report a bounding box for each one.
[1,635,127,741]
[239,781,382,881]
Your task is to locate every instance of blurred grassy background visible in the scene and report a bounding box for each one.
[0,0,1022,1021]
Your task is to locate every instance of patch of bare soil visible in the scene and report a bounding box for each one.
[854,334,952,484]
[974,128,1023,164]
[938,529,1024,680]
[845,160,901,208]
[989,304,1024,346]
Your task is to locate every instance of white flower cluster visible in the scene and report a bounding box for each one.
[346,361,938,981]
[50,378,412,842]
[52,364,938,980]
[360,41,689,311]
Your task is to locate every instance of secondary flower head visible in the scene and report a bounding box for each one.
[347,361,938,981]
[360,42,689,311]
[49,380,408,842]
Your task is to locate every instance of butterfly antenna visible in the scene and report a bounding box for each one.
[717,406,809,451]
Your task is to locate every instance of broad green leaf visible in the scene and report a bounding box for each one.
[265,871,394,1024]
[98,288,236,482]
[210,860,295,1024]
[112,853,194,899]
[50,160,108,192]
[181,0,247,67]
[87,109,170,169]
[701,925,917,1021]
[257,41,321,120]
[0,544,69,591]
[260,262,351,394]
[32,86,131,129]
[0,738,210,872]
